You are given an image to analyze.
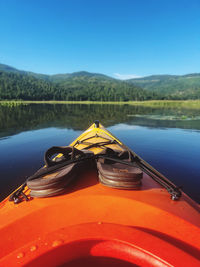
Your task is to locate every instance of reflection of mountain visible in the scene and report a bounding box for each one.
[126,117,200,130]
[1,104,200,138]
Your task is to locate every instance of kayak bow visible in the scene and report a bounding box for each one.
[0,122,200,267]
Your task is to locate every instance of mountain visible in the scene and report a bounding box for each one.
[0,64,113,82]
[0,63,150,101]
[0,63,25,74]
[49,71,114,83]
[127,74,200,99]
[0,63,49,80]
[0,63,200,100]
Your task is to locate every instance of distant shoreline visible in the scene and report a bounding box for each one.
[0,100,200,109]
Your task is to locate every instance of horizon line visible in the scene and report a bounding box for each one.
[0,62,199,79]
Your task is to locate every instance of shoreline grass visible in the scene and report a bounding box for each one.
[0,99,200,109]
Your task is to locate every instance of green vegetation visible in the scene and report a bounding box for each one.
[1,103,200,139]
[128,74,200,99]
[1,100,200,110]
[0,63,200,101]
[126,100,200,109]
[0,69,154,101]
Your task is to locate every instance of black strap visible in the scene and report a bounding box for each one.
[44,146,85,167]
[9,140,182,203]
[97,154,182,200]
[29,153,96,182]
[9,183,27,204]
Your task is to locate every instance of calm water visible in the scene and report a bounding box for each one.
[0,103,200,203]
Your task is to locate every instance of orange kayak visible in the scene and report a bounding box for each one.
[0,122,200,266]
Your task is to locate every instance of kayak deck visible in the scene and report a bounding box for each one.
[0,123,200,266]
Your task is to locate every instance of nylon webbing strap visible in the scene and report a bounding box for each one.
[9,138,182,204]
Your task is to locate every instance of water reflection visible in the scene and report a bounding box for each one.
[0,104,200,203]
[0,103,200,138]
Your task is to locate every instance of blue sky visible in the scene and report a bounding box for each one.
[0,0,200,78]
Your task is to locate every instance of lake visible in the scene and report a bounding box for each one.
[0,103,200,203]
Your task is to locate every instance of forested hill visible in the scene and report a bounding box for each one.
[0,64,155,101]
[127,74,200,99]
[0,63,200,100]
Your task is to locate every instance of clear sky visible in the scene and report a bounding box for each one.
[0,0,200,78]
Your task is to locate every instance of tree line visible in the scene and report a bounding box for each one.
[0,70,200,101]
